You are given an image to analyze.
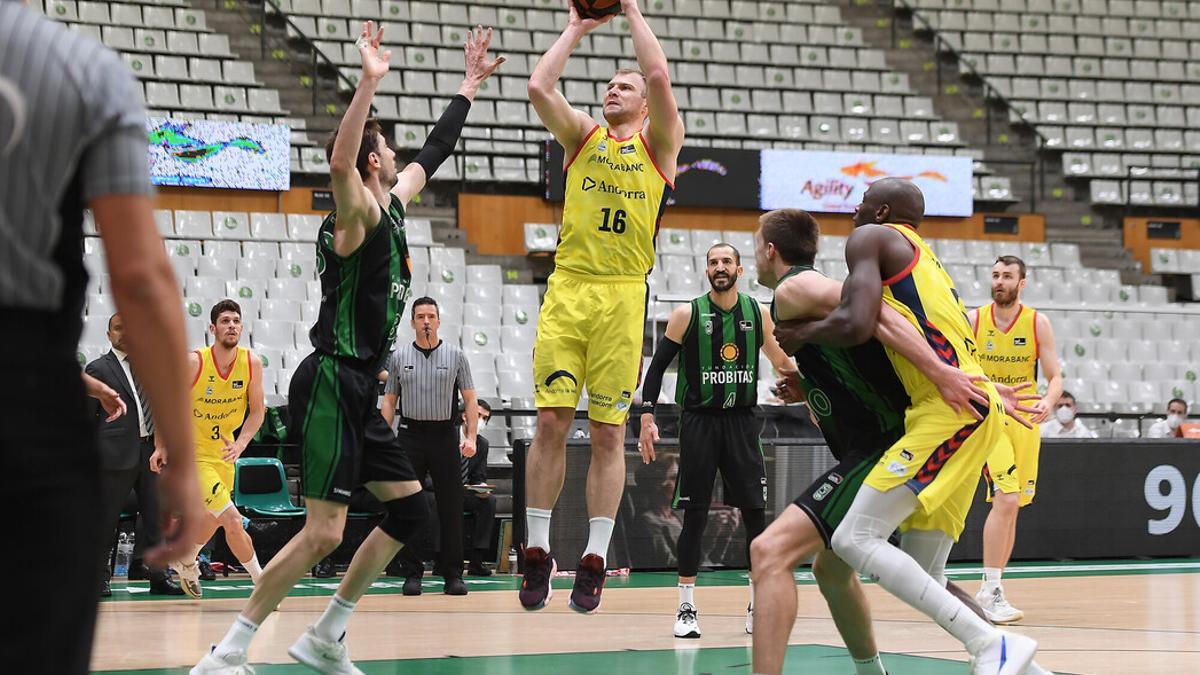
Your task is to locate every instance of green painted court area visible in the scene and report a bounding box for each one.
[93,645,969,674]
[101,558,1200,602]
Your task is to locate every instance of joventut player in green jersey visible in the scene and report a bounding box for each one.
[638,243,793,640]
[193,23,505,674]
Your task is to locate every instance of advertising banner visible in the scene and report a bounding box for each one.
[148,118,291,191]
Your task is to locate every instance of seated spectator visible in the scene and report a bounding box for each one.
[1040,391,1096,438]
[461,401,497,577]
[1146,398,1189,439]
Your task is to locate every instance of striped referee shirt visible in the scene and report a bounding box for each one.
[384,340,474,422]
[0,1,153,314]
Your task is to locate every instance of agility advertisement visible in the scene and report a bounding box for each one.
[759,149,974,217]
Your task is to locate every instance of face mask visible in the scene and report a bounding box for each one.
[1055,406,1075,425]
[479,418,490,429]
[1168,414,1184,430]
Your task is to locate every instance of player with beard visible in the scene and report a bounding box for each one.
[638,243,792,638]
[966,256,1061,622]
[152,300,265,598]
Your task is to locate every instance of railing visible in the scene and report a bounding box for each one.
[889,0,1050,200]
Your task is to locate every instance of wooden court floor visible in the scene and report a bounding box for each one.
[91,561,1200,674]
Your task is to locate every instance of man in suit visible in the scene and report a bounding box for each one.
[462,400,497,577]
[86,313,182,597]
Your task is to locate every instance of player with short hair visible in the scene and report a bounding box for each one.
[638,242,792,638]
[152,299,266,598]
[774,180,1041,674]
[521,0,685,613]
[968,255,1062,622]
[192,22,503,673]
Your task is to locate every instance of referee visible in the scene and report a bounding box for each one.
[2,4,202,672]
[638,243,792,639]
[381,296,479,595]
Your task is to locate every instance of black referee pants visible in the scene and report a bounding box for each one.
[395,420,464,579]
[2,344,104,674]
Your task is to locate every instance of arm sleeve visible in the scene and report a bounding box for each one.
[413,94,471,179]
[639,336,682,413]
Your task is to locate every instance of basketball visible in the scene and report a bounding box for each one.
[572,0,622,20]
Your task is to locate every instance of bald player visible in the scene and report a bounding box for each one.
[775,179,1038,674]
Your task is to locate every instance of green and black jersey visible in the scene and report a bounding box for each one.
[310,193,412,370]
[771,266,910,462]
[675,292,763,410]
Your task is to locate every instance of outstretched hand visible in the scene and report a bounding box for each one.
[933,368,991,421]
[994,382,1042,429]
[464,26,506,85]
[356,21,391,81]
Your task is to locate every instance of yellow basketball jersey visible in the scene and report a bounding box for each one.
[974,302,1039,387]
[191,345,253,460]
[879,224,986,402]
[557,126,672,277]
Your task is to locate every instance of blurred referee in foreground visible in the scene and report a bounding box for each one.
[382,296,479,595]
[1,2,203,671]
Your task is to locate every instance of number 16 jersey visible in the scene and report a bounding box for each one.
[558,125,673,277]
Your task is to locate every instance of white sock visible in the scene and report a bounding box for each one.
[748,578,755,610]
[312,594,356,642]
[182,542,204,567]
[526,507,552,552]
[213,614,259,659]
[678,582,695,607]
[982,567,1002,592]
[831,486,997,656]
[853,654,887,675]
[583,516,615,565]
[242,553,263,583]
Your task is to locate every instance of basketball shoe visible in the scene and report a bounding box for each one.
[976,585,1024,623]
[176,559,202,599]
[745,602,753,634]
[568,553,606,613]
[518,547,556,610]
[673,602,701,638]
[969,631,1037,675]
[190,647,254,674]
[287,626,363,675]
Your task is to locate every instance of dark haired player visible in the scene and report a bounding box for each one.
[192,22,503,674]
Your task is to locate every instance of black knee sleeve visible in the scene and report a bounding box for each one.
[676,508,709,578]
[378,492,430,544]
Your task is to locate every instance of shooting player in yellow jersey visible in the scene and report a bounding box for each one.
[521,0,685,613]
[152,300,265,598]
[968,256,1062,623]
[774,179,1039,675]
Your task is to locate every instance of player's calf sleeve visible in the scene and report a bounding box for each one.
[676,508,708,578]
[741,508,767,570]
[378,492,430,544]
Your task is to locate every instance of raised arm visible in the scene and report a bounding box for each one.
[392,26,505,204]
[329,21,390,254]
[622,0,684,170]
[528,4,609,156]
[1032,312,1063,423]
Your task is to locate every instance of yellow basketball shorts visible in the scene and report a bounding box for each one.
[196,457,235,515]
[983,417,1041,507]
[533,269,648,425]
[868,389,1004,542]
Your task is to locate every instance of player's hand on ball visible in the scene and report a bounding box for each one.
[356,21,391,82]
[568,0,616,33]
[464,26,506,86]
[638,413,659,464]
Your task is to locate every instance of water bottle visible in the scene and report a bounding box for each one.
[114,532,133,578]
[507,547,518,574]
